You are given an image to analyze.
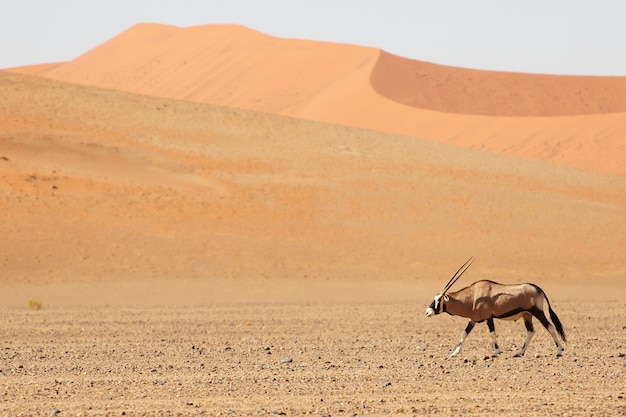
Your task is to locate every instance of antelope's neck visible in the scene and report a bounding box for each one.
[444,292,471,317]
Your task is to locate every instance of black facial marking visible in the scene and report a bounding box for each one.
[428,297,444,315]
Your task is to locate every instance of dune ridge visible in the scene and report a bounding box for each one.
[9,23,626,176]
[25,23,380,116]
[371,50,626,116]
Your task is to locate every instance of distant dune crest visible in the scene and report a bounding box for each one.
[6,23,626,175]
[13,23,626,117]
[371,51,626,116]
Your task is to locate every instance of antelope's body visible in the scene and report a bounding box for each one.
[426,259,566,358]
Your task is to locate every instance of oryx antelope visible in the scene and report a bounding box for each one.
[425,258,566,358]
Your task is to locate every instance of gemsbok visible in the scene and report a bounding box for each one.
[425,258,566,358]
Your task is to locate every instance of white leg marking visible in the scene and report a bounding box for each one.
[514,330,534,357]
[541,304,564,357]
[450,331,467,357]
[546,324,564,357]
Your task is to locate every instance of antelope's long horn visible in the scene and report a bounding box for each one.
[440,257,474,294]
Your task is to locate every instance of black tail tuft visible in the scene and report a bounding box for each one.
[549,306,566,342]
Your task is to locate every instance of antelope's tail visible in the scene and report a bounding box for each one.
[536,284,567,342]
[548,305,566,342]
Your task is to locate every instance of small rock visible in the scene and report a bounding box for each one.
[618,353,625,358]
[280,358,292,363]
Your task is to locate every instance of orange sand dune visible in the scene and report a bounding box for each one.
[11,23,626,177]
[371,51,626,116]
[1,71,625,305]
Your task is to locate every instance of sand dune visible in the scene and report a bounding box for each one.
[2,24,626,303]
[9,23,626,176]
[1,70,625,305]
[371,50,626,116]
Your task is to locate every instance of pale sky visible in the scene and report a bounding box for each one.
[2,0,626,75]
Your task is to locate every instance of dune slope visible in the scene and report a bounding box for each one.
[371,50,626,116]
[11,23,626,176]
[1,71,625,304]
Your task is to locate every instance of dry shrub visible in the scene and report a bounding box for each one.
[28,299,43,310]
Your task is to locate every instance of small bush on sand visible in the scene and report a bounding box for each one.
[28,299,43,310]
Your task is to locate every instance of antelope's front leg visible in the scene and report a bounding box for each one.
[451,320,475,357]
[514,316,535,357]
[487,318,501,357]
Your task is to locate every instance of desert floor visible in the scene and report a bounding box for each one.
[1,297,625,416]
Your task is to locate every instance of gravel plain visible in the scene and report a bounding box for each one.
[1,298,624,416]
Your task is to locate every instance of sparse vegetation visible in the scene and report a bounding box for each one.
[28,299,42,310]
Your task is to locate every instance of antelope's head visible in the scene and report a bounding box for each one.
[425,257,473,317]
[426,293,447,317]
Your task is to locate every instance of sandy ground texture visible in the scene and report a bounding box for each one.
[1,299,625,416]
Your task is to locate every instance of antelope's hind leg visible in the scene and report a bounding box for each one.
[451,320,475,357]
[514,314,535,357]
[530,306,564,357]
[487,318,501,357]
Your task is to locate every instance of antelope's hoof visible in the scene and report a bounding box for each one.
[556,352,563,358]
[513,352,524,358]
